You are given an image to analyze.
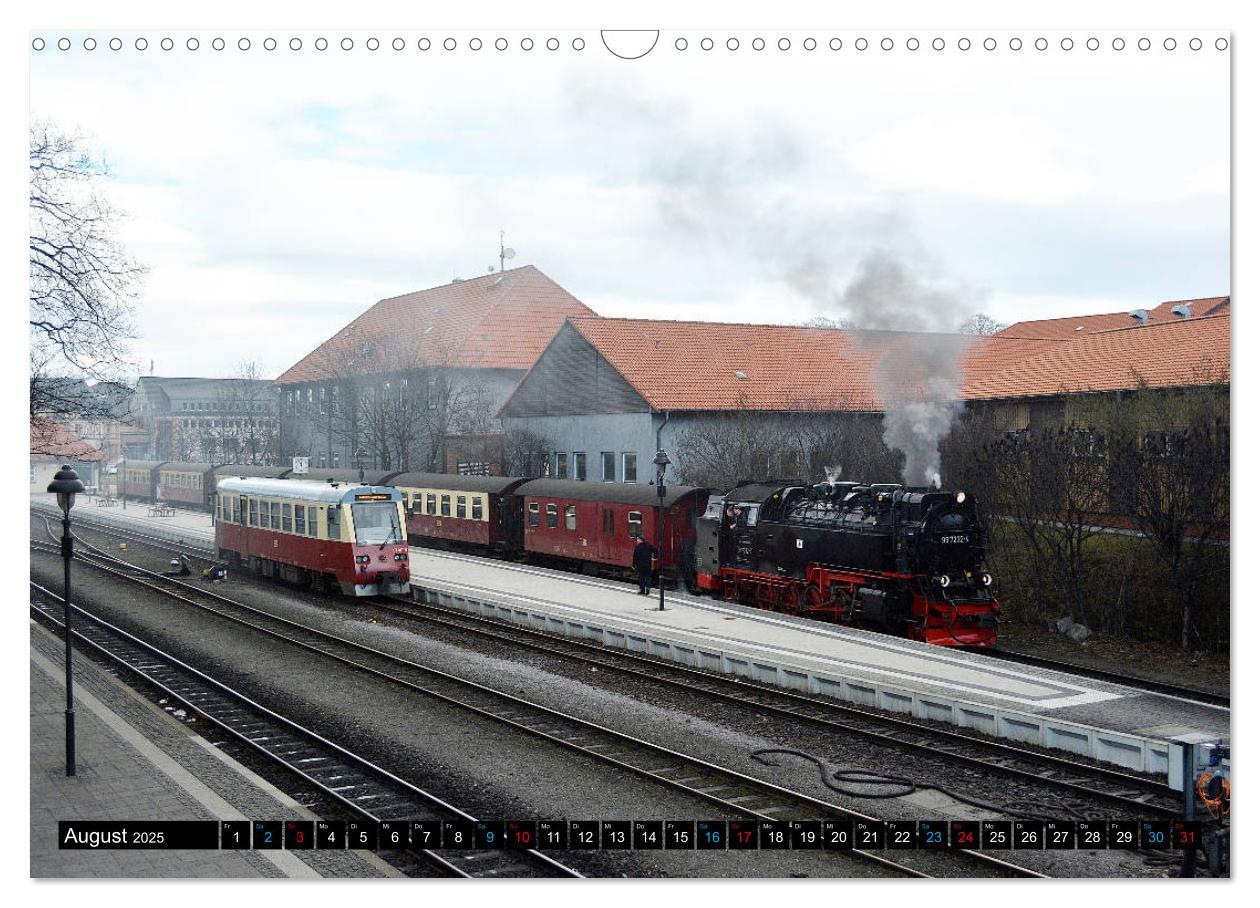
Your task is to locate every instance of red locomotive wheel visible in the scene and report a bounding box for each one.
[781,584,801,613]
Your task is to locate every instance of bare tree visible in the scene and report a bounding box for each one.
[1110,415,1229,650]
[801,315,854,330]
[958,313,1006,336]
[209,362,279,465]
[30,122,144,424]
[501,428,553,478]
[975,426,1113,627]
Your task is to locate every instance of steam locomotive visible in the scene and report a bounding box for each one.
[694,480,999,646]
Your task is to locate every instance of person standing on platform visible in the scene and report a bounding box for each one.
[632,534,658,595]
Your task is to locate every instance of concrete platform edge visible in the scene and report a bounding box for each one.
[415,584,1186,778]
[31,499,1203,781]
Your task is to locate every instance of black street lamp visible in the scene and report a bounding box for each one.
[47,464,86,777]
[653,449,671,612]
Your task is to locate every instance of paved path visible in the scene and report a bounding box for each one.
[29,622,402,879]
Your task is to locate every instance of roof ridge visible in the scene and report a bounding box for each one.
[1087,312,1231,336]
[376,263,538,304]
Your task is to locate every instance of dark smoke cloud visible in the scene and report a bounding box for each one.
[840,252,977,487]
[566,80,984,485]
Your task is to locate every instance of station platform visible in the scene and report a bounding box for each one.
[31,495,1229,780]
[29,621,401,879]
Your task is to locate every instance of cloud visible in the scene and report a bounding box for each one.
[28,36,1229,377]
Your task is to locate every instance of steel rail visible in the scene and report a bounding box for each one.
[375,594,1179,818]
[27,578,581,879]
[30,540,1044,878]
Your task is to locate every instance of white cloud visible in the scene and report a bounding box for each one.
[28,29,1229,376]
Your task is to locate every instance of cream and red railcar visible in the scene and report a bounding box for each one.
[214,477,410,596]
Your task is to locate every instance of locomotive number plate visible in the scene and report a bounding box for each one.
[939,535,970,544]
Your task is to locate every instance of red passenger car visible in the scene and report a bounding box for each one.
[214,477,410,596]
[390,472,528,550]
[513,479,709,583]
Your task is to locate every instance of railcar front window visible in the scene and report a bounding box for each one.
[352,502,404,545]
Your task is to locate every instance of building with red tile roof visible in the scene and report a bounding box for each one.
[276,265,595,384]
[968,313,1229,400]
[499,304,1229,485]
[276,266,596,473]
[995,295,1229,340]
[30,418,104,492]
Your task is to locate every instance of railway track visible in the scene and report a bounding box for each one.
[373,595,1180,819]
[36,512,1186,817]
[28,578,581,880]
[30,535,1042,878]
[34,503,1229,711]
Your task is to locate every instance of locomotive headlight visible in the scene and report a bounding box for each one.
[937,574,951,588]
[355,555,370,564]
[980,572,993,587]
[955,491,966,504]
[394,552,407,561]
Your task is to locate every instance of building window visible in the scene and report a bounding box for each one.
[545,503,558,528]
[528,502,540,527]
[456,495,467,519]
[441,495,451,517]
[628,510,643,538]
[319,453,327,468]
[333,452,340,467]
[555,452,568,479]
[565,504,577,531]
[623,453,637,483]
[573,452,586,481]
[601,452,616,482]
[472,498,483,521]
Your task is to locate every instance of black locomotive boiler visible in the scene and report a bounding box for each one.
[694,480,1000,646]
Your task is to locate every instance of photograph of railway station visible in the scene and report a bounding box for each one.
[24,10,1232,892]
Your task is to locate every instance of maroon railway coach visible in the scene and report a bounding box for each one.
[156,462,214,508]
[512,478,709,582]
[390,472,529,551]
[120,459,165,500]
[214,476,410,596]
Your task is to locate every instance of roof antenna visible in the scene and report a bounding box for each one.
[498,229,516,273]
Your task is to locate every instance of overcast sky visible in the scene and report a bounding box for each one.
[29,28,1229,379]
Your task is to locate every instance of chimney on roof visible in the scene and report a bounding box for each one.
[1171,303,1192,319]
[1128,309,1150,326]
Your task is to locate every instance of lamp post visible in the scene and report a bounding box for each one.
[47,464,86,776]
[119,454,126,509]
[355,446,366,484]
[653,449,670,612]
